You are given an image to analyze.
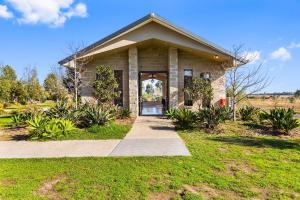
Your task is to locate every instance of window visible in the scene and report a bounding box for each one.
[114,70,123,106]
[184,69,193,106]
[200,72,211,107]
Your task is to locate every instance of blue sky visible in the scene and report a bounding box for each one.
[0,0,299,92]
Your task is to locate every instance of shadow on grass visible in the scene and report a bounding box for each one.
[11,134,30,141]
[243,122,283,136]
[210,136,300,150]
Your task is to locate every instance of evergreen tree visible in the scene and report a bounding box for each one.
[92,65,120,104]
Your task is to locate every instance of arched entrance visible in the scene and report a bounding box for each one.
[138,71,168,115]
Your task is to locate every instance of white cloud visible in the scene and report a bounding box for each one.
[270,47,291,61]
[288,42,300,49]
[243,50,261,63]
[4,0,87,27]
[0,4,13,19]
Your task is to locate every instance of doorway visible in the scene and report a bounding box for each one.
[138,71,168,116]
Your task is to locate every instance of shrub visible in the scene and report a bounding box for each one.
[118,107,131,119]
[239,105,260,121]
[46,101,72,119]
[197,106,231,130]
[172,108,196,129]
[165,108,178,120]
[27,116,75,140]
[259,108,299,134]
[79,104,113,127]
[11,108,43,126]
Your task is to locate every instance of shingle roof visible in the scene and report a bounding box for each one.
[58,13,233,65]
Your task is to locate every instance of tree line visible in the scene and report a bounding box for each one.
[0,65,70,104]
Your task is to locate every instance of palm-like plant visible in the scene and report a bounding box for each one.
[165,108,178,120]
[197,106,231,130]
[172,108,196,129]
[80,104,113,126]
[261,108,299,134]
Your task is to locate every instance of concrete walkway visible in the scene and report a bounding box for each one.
[0,116,190,158]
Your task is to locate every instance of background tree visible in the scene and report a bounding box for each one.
[22,67,45,102]
[155,80,162,91]
[63,42,93,108]
[92,65,120,104]
[10,81,28,104]
[294,89,300,98]
[145,83,155,96]
[225,45,270,121]
[0,65,17,80]
[0,65,17,102]
[44,73,67,101]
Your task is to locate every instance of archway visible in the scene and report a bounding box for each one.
[139,72,168,115]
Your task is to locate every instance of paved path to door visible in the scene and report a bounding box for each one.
[0,116,190,158]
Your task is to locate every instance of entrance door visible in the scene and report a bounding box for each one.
[138,71,168,116]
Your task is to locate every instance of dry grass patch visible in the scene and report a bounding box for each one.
[0,178,16,187]
[223,159,257,176]
[147,191,177,200]
[36,174,67,200]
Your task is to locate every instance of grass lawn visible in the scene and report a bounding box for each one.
[57,122,132,140]
[0,116,12,128]
[0,123,299,199]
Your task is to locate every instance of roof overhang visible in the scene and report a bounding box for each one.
[59,13,235,66]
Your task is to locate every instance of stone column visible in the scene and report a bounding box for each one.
[168,47,179,108]
[128,47,139,116]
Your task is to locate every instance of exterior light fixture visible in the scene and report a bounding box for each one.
[214,55,219,59]
[203,72,210,80]
[149,73,156,83]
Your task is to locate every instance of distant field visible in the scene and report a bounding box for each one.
[240,96,300,113]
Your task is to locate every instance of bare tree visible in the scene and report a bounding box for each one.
[225,45,271,121]
[64,42,93,109]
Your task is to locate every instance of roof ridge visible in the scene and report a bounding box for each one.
[58,13,233,65]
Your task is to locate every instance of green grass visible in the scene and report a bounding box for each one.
[0,123,299,199]
[57,122,132,140]
[2,101,55,115]
[0,116,12,128]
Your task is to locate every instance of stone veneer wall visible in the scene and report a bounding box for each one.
[80,50,129,107]
[178,50,226,108]
[168,47,179,108]
[79,47,226,115]
[138,46,168,71]
[128,47,139,116]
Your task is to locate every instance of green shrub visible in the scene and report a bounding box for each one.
[259,108,299,134]
[165,108,178,120]
[11,109,41,126]
[239,105,260,121]
[197,106,231,130]
[79,104,113,127]
[46,101,72,119]
[118,107,131,119]
[27,116,75,140]
[172,108,196,129]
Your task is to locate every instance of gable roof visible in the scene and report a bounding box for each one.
[59,13,233,65]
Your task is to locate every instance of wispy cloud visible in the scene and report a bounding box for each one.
[288,42,300,49]
[243,50,261,64]
[0,4,13,19]
[0,0,88,27]
[270,47,291,61]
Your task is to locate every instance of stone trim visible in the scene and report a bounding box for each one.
[128,47,139,116]
[168,47,179,108]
